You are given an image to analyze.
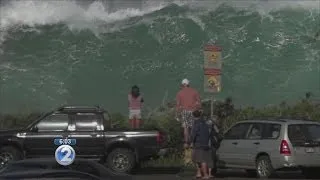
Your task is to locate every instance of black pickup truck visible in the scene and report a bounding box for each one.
[0,106,166,174]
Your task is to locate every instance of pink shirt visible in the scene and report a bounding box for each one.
[176,87,201,111]
[128,94,143,110]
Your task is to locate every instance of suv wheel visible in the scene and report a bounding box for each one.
[256,155,274,178]
[0,146,23,171]
[106,148,135,175]
[301,167,320,179]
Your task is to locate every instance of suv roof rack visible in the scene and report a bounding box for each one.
[246,116,316,122]
[244,117,286,122]
[56,105,105,113]
[277,117,316,122]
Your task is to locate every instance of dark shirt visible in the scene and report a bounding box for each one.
[189,118,210,149]
[209,123,222,149]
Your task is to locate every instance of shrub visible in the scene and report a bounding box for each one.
[0,94,319,167]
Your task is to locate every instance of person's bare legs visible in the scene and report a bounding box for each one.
[196,164,202,178]
[201,163,209,179]
[129,119,134,128]
[183,125,189,148]
[208,168,214,178]
[136,119,142,128]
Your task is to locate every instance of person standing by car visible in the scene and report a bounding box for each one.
[128,85,144,128]
[176,78,201,147]
[189,110,212,179]
[207,118,222,178]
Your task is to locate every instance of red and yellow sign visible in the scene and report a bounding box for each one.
[203,45,222,93]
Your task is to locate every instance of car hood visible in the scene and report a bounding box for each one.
[0,129,24,136]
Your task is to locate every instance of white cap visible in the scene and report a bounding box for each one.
[181,78,190,85]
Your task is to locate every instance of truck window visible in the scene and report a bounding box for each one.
[37,114,69,132]
[103,112,111,128]
[74,114,100,131]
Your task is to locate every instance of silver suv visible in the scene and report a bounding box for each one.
[216,119,320,179]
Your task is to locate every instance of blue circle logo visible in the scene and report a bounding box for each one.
[55,145,76,166]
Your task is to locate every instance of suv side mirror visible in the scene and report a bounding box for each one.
[30,126,38,132]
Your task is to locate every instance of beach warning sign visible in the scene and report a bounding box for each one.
[203,45,222,93]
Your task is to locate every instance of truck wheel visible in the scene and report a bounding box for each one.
[0,146,23,171]
[256,155,274,178]
[106,148,135,174]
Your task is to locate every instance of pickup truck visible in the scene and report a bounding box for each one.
[0,106,166,174]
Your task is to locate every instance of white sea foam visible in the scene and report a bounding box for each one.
[0,0,318,51]
[1,0,318,31]
[0,0,171,51]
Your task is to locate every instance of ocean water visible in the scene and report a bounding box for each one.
[0,0,319,113]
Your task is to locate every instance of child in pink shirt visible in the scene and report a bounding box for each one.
[128,85,144,128]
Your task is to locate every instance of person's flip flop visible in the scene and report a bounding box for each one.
[195,175,202,179]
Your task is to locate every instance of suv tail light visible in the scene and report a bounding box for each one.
[156,132,165,144]
[280,140,291,155]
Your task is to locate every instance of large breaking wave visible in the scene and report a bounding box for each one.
[0,0,319,113]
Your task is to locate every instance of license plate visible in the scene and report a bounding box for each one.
[305,147,314,153]
[54,138,76,146]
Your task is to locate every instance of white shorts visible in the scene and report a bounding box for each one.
[129,109,141,119]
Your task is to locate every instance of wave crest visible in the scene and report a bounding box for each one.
[0,0,319,52]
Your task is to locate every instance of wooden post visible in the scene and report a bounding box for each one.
[211,95,214,119]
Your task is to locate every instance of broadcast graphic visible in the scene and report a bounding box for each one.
[54,138,76,166]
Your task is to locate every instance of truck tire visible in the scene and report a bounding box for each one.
[106,148,135,175]
[0,146,23,171]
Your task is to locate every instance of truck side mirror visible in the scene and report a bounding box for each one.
[30,126,38,132]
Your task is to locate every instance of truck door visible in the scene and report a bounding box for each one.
[24,113,71,157]
[68,113,105,159]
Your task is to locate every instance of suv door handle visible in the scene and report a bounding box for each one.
[232,142,238,145]
[253,142,260,145]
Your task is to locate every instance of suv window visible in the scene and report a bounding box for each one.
[74,114,100,131]
[247,123,263,139]
[37,114,69,132]
[224,123,251,139]
[262,123,281,139]
[288,124,320,144]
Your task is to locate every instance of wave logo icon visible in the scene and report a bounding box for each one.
[55,145,76,166]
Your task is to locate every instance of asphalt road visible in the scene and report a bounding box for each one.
[132,168,316,180]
